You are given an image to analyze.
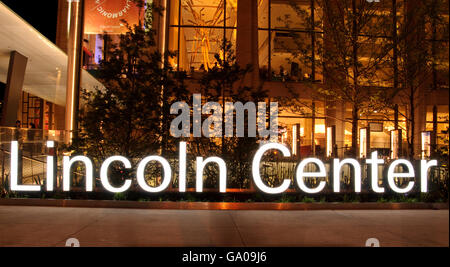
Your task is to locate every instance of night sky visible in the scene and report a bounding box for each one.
[2,0,59,42]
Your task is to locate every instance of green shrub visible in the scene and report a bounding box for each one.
[301,196,315,203]
[113,192,127,201]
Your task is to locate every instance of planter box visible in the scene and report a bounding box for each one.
[0,198,448,210]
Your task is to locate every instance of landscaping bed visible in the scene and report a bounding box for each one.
[0,198,448,210]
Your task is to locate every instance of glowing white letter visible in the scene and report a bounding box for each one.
[387,159,415,193]
[420,160,438,193]
[179,142,187,192]
[46,141,55,191]
[333,158,362,193]
[100,156,132,193]
[252,143,291,194]
[366,151,385,193]
[196,157,227,193]
[296,158,327,194]
[10,141,40,191]
[137,156,172,193]
[63,156,94,192]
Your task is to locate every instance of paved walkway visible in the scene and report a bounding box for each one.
[0,206,448,247]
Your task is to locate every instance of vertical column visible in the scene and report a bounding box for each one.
[323,1,346,158]
[65,0,85,144]
[56,0,70,53]
[311,102,316,156]
[1,51,28,127]
[335,100,346,158]
[160,0,170,64]
[153,0,166,54]
[325,99,336,157]
[431,105,438,157]
[301,116,312,157]
[326,125,336,158]
[54,105,66,131]
[366,124,371,156]
[236,0,259,86]
[415,95,427,158]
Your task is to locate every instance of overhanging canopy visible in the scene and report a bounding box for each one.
[0,1,103,107]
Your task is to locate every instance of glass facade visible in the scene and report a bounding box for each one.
[426,105,450,148]
[277,99,326,158]
[0,0,449,200]
[30,0,447,160]
[168,0,237,71]
[258,0,322,82]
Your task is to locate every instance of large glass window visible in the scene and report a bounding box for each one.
[258,0,322,82]
[426,0,450,90]
[426,105,449,148]
[358,1,400,88]
[278,99,326,157]
[168,0,237,71]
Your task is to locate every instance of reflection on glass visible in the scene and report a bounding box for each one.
[169,0,237,71]
[258,0,269,29]
[257,0,321,82]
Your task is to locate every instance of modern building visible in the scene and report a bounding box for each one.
[1,0,449,160]
[0,1,102,135]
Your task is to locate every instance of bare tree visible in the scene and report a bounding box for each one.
[379,0,449,159]
[278,0,394,156]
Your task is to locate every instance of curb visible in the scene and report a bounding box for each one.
[0,198,448,210]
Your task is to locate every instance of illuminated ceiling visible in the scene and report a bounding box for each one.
[0,1,103,106]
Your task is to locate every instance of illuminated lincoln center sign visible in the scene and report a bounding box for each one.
[9,141,438,195]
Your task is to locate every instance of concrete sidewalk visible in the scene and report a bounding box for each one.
[0,205,448,247]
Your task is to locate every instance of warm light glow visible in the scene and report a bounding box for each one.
[161,0,167,65]
[421,132,431,159]
[7,142,436,194]
[366,151,385,193]
[326,126,333,157]
[10,141,40,191]
[420,160,438,193]
[315,124,326,134]
[179,142,187,192]
[390,130,399,159]
[292,125,297,156]
[359,128,367,158]
[46,141,55,191]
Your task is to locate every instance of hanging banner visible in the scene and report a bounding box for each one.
[84,0,142,34]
